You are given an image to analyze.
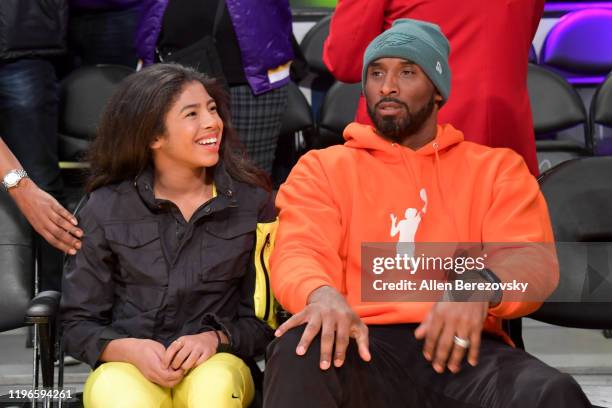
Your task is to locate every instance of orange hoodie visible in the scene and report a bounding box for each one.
[271,123,558,339]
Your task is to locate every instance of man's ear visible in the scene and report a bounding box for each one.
[434,92,443,104]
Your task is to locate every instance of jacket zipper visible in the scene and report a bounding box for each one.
[259,233,272,321]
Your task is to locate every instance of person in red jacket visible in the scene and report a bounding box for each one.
[264,19,591,408]
[323,0,543,176]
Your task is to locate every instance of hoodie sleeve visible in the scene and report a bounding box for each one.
[323,0,386,83]
[270,152,344,313]
[481,150,559,319]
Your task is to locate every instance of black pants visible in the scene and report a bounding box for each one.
[264,324,591,408]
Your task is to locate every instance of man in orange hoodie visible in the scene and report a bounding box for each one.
[265,19,590,407]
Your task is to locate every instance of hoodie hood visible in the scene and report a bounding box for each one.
[343,122,464,162]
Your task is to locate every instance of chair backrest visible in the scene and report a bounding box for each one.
[300,14,332,76]
[278,82,313,137]
[540,8,612,84]
[527,63,591,151]
[0,190,34,332]
[591,72,612,129]
[590,73,612,155]
[58,64,134,161]
[529,157,612,328]
[317,81,361,148]
[273,82,315,186]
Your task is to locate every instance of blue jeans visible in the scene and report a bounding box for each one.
[0,58,63,291]
[68,6,140,68]
[0,58,62,195]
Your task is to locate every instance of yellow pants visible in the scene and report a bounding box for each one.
[83,353,255,408]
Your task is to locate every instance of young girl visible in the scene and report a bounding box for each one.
[61,63,277,408]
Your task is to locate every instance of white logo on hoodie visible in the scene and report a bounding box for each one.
[390,188,428,257]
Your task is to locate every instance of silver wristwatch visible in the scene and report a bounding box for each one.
[2,169,29,190]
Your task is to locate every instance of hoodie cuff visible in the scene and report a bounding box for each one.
[285,277,336,313]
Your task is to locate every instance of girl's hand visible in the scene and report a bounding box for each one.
[163,331,227,372]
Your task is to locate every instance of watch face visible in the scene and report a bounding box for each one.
[3,170,26,188]
[4,172,20,187]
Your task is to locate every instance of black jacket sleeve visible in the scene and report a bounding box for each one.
[211,191,277,358]
[60,196,128,368]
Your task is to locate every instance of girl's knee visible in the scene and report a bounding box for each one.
[84,362,171,408]
[179,354,254,407]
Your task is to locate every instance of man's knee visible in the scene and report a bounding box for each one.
[512,369,589,407]
[539,372,590,407]
[265,325,322,375]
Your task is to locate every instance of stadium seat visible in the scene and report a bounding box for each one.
[540,8,612,85]
[506,158,612,408]
[530,157,612,327]
[0,190,63,404]
[317,81,361,148]
[278,82,314,139]
[299,14,335,122]
[58,64,134,164]
[527,63,591,172]
[590,73,612,155]
[299,14,332,77]
[273,82,314,186]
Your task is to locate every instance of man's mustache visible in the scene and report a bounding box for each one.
[375,97,409,112]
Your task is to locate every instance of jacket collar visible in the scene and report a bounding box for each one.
[133,162,237,213]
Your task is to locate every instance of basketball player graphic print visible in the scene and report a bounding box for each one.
[390,188,428,257]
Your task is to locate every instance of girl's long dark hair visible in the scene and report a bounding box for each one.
[86,63,271,192]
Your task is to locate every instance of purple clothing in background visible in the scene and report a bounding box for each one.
[135,0,294,95]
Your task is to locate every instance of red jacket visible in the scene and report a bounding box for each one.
[323,0,544,176]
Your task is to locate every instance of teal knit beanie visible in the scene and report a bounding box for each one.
[362,18,451,106]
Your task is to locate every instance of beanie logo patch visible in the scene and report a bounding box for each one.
[436,61,443,75]
[373,32,417,49]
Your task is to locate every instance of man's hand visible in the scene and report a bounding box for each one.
[274,285,371,370]
[414,302,488,374]
[162,331,226,372]
[10,178,82,254]
[123,339,184,388]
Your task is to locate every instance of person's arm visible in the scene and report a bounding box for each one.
[415,150,558,374]
[60,196,129,367]
[62,192,186,387]
[271,152,370,369]
[323,0,386,83]
[208,192,278,358]
[481,150,558,318]
[0,137,82,253]
[271,152,345,313]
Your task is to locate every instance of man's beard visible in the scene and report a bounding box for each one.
[367,95,435,144]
